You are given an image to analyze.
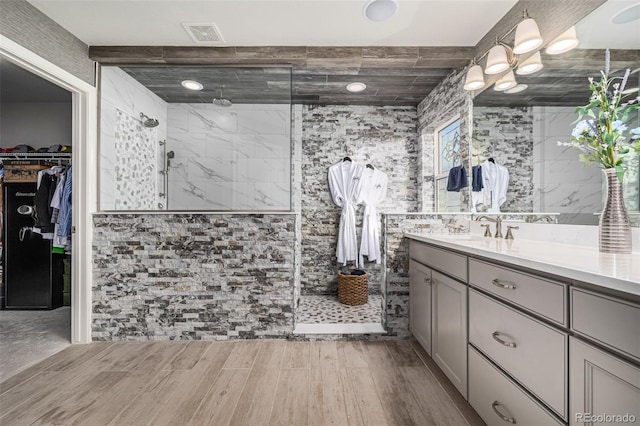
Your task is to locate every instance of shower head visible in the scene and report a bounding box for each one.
[212,85,232,107]
[167,151,175,159]
[140,112,160,128]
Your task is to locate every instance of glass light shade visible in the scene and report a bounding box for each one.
[505,83,528,94]
[494,70,517,91]
[463,64,486,91]
[363,0,398,22]
[346,82,367,92]
[545,26,579,55]
[485,45,511,74]
[513,18,543,54]
[181,80,203,90]
[516,52,544,75]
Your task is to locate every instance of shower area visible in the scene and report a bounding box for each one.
[99,66,292,211]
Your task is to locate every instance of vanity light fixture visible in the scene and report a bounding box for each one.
[516,51,544,75]
[363,0,398,22]
[346,82,367,92]
[545,26,579,55]
[504,83,528,94]
[181,80,203,91]
[463,9,544,91]
[463,62,486,91]
[493,70,517,91]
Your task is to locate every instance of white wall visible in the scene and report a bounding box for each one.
[166,103,291,210]
[0,102,72,149]
[99,66,167,210]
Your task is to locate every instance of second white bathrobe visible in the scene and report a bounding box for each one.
[328,160,365,265]
[356,167,388,268]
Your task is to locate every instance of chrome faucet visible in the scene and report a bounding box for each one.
[475,215,502,238]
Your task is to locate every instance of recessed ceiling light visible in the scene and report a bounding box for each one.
[363,0,398,22]
[181,80,203,91]
[346,82,367,93]
[505,84,528,94]
[612,2,640,24]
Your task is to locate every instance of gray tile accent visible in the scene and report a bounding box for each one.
[92,214,295,341]
[296,295,383,324]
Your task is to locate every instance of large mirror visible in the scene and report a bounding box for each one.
[99,65,292,211]
[471,1,640,225]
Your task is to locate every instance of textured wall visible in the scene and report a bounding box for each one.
[0,0,94,86]
[92,214,295,341]
[417,70,472,212]
[300,105,419,296]
[473,106,534,212]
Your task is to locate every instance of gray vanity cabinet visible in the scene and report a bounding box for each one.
[409,259,432,356]
[409,240,468,399]
[431,270,467,398]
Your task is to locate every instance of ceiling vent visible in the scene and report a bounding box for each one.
[182,23,224,44]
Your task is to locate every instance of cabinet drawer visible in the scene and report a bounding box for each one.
[409,240,467,282]
[469,290,568,419]
[571,288,640,361]
[469,259,567,325]
[469,347,563,426]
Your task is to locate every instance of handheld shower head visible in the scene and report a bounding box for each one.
[212,85,232,107]
[140,112,160,128]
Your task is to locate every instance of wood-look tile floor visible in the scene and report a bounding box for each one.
[0,340,484,426]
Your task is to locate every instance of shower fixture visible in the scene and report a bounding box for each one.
[166,150,175,168]
[140,112,160,128]
[212,85,232,107]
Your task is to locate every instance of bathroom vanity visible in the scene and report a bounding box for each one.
[407,232,639,426]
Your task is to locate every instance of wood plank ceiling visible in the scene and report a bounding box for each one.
[92,46,474,105]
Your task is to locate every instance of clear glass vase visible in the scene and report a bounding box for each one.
[599,168,632,253]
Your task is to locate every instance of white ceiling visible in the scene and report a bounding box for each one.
[576,0,640,49]
[27,0,518,47]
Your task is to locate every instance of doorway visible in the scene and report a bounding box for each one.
[0,35,97,382]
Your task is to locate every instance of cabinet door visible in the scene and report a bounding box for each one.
[569,337,640,426]
[409,260,432,355]
[432,270,467,399]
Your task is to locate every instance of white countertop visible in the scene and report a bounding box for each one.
[406,233,640,297]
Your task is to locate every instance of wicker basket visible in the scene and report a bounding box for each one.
[338,272,368,306]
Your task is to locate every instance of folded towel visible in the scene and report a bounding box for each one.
[447,165,468,192]
[472,165,483,192]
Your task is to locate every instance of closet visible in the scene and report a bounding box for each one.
[1,156,71,308]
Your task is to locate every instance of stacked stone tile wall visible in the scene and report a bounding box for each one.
[417,70,472,212]
[473,106,534,212]
[92,214,295,341]
[300,105,419,296]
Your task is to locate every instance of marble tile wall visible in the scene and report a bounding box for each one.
[92,214,295,341]
[300,105,419,296]
[100,67,167,210]
[532,106,603,224]
[473,106,534,212]
[166,104,291,210]
[417,70,472,212]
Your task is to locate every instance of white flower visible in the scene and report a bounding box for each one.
[572,120,595,138]
[612,120,628,133]
[631,127,640,140]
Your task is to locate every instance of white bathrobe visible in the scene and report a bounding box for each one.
[356,167,388,268]
[473,160,509,213]
[328,160,364,265]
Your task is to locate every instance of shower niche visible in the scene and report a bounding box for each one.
[99,65,293,212]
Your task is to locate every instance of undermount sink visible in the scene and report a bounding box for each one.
[432,233,481,241]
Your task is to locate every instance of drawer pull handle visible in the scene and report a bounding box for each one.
[492,278,516,290]
[491,401,517,424]
[492,331,517,348]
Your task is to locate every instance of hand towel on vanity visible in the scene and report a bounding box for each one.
[446,165,468,192]
[328,160,364,265]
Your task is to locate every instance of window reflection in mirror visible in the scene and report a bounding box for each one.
[99,65,292,212]
[471,1,639,226]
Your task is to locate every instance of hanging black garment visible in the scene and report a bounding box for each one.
[34,173,58,233]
